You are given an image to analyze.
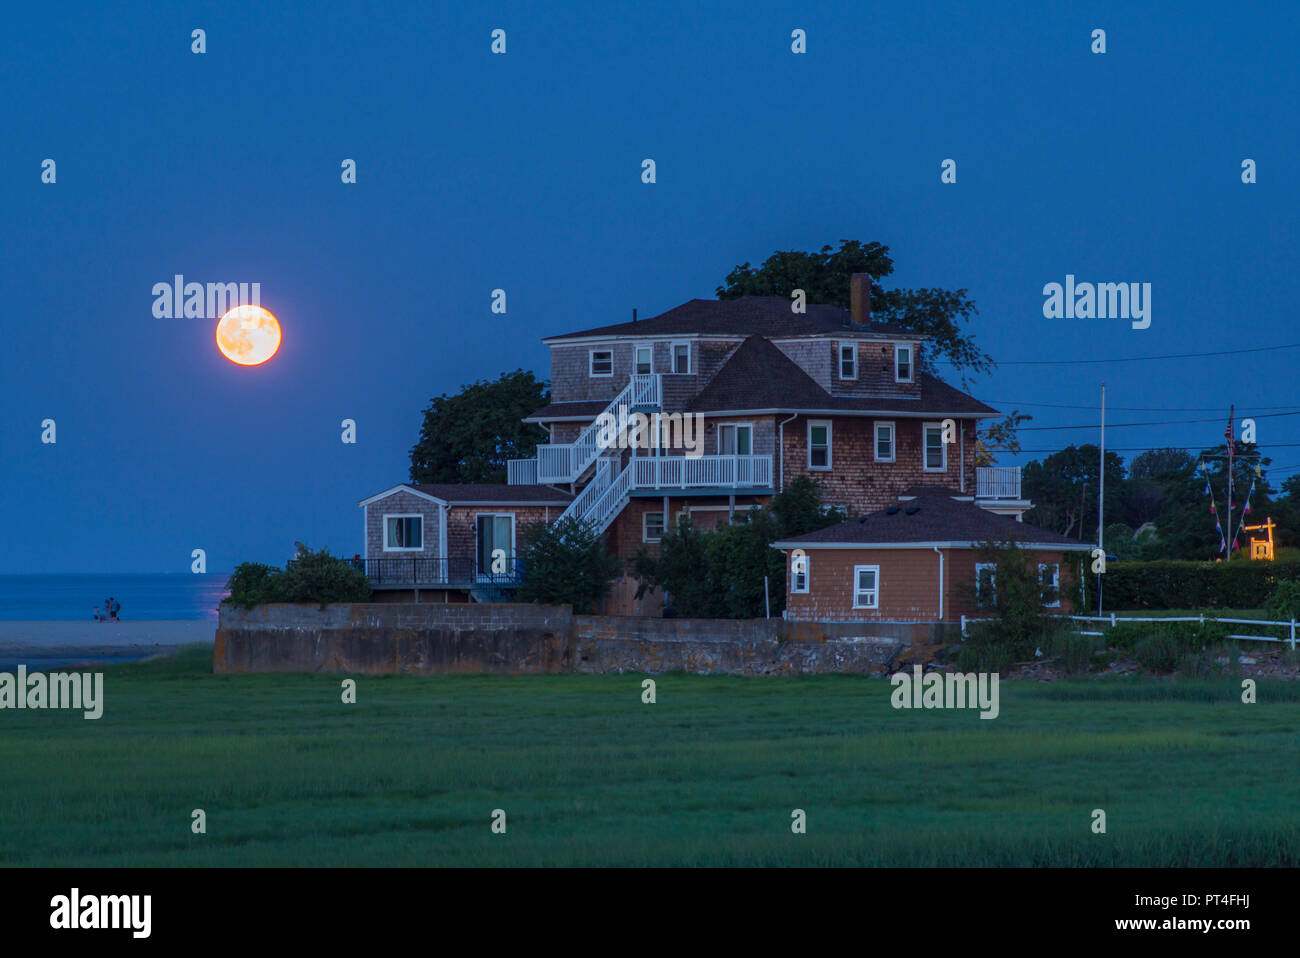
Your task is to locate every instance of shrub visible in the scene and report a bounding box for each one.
[1105,618,1228,652]
[275,546,372,607]
[1044,631,1097,675]
[1264,578,1300,621]
[1178,642,1238,678]
[223,546,371,610]
[515,517,621,613]
[225,562,284,609]
[1102,559,1300,610]
[1134,633,1180,673]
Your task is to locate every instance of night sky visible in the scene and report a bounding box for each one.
[3,1,1297,573]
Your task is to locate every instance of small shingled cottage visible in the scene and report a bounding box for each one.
[773,487,1094,623]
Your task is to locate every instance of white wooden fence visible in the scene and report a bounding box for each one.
[960,613,1299,650]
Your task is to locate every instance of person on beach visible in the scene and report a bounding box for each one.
[93,606,102,622]
[112,598,121,621]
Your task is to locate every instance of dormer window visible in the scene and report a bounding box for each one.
[895,344,913,382]
[590,349,613,377]
[634,344,653,375]
[671,342,690,374]
[839,343,857,380]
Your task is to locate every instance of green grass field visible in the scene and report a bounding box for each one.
[3,644,1299,867]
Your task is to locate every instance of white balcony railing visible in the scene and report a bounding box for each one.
[507,458,538,485]
[632,454,772,490]
[535,374,662,484]
[975,465,1022,499]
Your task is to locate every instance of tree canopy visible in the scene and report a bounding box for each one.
[715,239,993,378]
[409,369,549,484]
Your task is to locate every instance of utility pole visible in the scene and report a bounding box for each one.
[1098,382,1105,616]
[1226,404,1235,560]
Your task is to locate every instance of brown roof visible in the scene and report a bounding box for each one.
[524,399,609,422]
[546,296,918,341]
[409,483,573,504]
[684,336,999,417]
[775,489,1091,549]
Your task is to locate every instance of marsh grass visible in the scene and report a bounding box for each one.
[1,644,1297,866]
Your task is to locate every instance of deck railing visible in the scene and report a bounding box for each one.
[975,465,1022,499]
[632,454,772,489]
[362,556,519,587]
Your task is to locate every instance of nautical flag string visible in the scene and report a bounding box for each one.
[1202,459,1226,552]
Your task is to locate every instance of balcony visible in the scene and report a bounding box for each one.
[632,454,773,490]
[975,466,1022,500]
[362,556,520,589]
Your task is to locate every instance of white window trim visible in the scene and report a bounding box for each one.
[474,512,516,575]
[670,340,691,374]
[839,342,858,380]
[852,564,880,610]
[633,342,654,376]
[895,344,914,383]
[975,562,997,607]
[807,420,832,471]
[716,422,754,456]
[382,513,425,552]
[1039,563,1061,609]
[589,348,614,377]
[790,553,810,594]
[643,511,665,543]
[923,421,948,472]
[874,420,896,463]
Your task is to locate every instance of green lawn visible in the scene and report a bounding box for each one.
[2,644,1299,867]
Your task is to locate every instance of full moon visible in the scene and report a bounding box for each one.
[216,305,281,366]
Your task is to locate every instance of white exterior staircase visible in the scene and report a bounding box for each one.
[534,374,661,484]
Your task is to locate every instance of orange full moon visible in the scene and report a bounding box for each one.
[216,305,281,366]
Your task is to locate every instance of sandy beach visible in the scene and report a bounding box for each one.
[0,620,215,669]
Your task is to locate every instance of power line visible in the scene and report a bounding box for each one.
[938,342,1300,366]
[978,398,1300,413]
[1016,410,1300,432]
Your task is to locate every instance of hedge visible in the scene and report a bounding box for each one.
[1100,559,1300,610]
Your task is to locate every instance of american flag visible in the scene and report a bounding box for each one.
[1225,418,1235,456]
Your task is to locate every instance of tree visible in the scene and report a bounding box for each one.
[1149,444,1274,560]
[631,515,722,617]
[515,517,621,613]
[769,476,848,537]
[632,478,850,618]
[975,410,1032,466]
[1021,444,1126,539]
[1130,448,1194,479]
[715,240,993,380]
[410,369,548,484]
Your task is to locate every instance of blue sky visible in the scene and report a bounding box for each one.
[3,0,1297,573]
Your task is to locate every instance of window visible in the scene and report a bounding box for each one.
[923,422,947,471]
[475,514,515,577]
[643,511,665,543]
[852,565,879,609]
[383,514,423,551]
[717,423,752,456]
[840,343,857,380]
[590,349,613,377]
[1039,563,1061,608]
[671,342,690,374]
[975,563,997,609]
[808,421,832,470]
[874,421,895,462]
[790,552,809,593]
[895,344,913,382]
[634,344,653,375]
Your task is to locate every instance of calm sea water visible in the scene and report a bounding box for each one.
[0,574,231,621]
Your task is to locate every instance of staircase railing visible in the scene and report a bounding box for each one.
[536,374,661,483]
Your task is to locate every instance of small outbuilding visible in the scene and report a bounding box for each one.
[773,487,1094,623]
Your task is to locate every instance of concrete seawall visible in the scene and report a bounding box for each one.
[214,603,951,676]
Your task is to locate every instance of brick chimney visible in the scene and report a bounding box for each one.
[850,273,871,326]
